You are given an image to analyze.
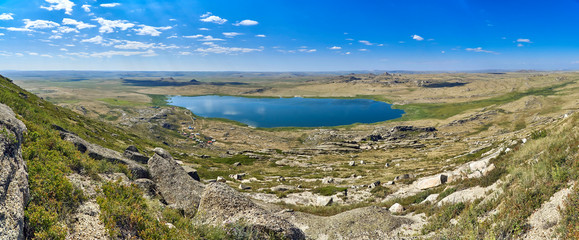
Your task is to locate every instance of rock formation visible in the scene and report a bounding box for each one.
[0,103,29,240]
[148,148,205,215]
[196,182,305,240]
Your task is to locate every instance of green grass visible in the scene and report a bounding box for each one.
[97,98,144,107]
[148,94,169,107]
[313,186,348,196]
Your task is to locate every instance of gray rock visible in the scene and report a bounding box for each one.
[239,184,251,190]
[370,181,381,188]
[196,183,305,240]
[148,150,205,215]
[182,165,200,181]
[0,103,29,240]
[134,178,157,197]
[394,174,412,181]
[60,132,149,179]
[322,177,334,184]
[123,146,149,164]
[348,161,356,166]
[233,162,241,167]
[217,176,226,182]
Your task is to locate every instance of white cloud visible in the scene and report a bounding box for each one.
[199,28,209,31]
[465,47,497,54]
[195,44,263,55]
[24,19,60,29]
[0,33,4,36]
[412,34,424,41]
[233,19,258,26]
[359,40,372,45]
[41,0,75,15]
[571,61,579,64]
[200,14,227,24]
[255,34,266,37]
[223,32,243,38]
[52,26,78,34]
[28,52,39,56]
[60,48,68,51]
[517,43,524,47]
[114,40,155,50]
[90,50,157,58]
[516,38,532,43]
[329,46,341,50]
[81,35,104,44]
[345,38,354,41]
[179,51,192,55]
[186,35,225,41]
[359,49,368,51]
[167,35,178,39]
[94,18,135,33]
[5,27,32,32]
[100,3,121,8]
[135,25,172,36]
[0,13,14,21]
[82,5,91,12]
[62,18,96,29]
[183,34,204,39]
[345,52,351,55]
[298,48,316,53]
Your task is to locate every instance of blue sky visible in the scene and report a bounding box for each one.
[0,0,578,71]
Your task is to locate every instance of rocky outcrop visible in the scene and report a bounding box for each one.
[123,145,149,164]
[367,125,437,141]
[60,132,149,179]
[0,103,29,240]
[416,174,448,190]
[196,182,305,240]
[148,148,205,215]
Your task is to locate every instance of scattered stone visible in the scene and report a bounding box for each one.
[217,176,226,183]
[416,174,448,190]
[239,184,251,190]
[148,149,205,215]
[522,138,527,144]
[195,183,305,240]
[317,196,333,206]
[123,145,149,164]
[322,177,334,184]
[349,161,356,166]
[370,181,381,188]
[421,194,439,204]
[384,163,390,168]
[389,203,404,213]
[360,160,365,164]
[394,174,412,181]
[0,103,29,240]
[278,176,286,182]
[233,162,241,166]
[385,181,395,185]
[229,173,245,181]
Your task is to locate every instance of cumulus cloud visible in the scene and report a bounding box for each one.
[81,35,104,44]
[465,47,497,54]
[516,38,532,43]
[183,34,204,39]
[94,17,135,33]
[195,44,263,55]
[199,28,209,31]
[89,50,157,58]
[329,46,341,50]
[255,34,266,37]
[41,0,75,15]
[517,43,524,47]
[82,5,91,12]
[62,18,96,29]
[359,49,368,51]
[184,35,224,41]
[0,33,4,36]
[222,32,243,38]
[53,26,79,34]
[200,13,227,24]
[359,40,372,45]
[412,34,424,41]
[24,19,60,29]
[5,27,32,32]
[233,20,258,26]
[114,40,155,50]
[49,35,62,39]
[135,25,172,36]
[0,13,14,21]
[298,48,316,53]
[100,3,121,8]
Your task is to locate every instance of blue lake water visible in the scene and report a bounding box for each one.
[168,95,405,128]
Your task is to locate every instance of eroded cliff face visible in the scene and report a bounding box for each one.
[0,103,29,240]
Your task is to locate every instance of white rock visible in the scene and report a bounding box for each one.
[217,176,226,182]
[316,196,333,206]
[421,194,439,204]
[416,175,448,190]
[389,203,404,213]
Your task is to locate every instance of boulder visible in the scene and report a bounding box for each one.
[316,196,333,206]
[196,183,305,240]
[0,104,29,240]
[123,146,149,164]
[348,161,356,166]
[421,194,440,204]
[134,178,157,197]
[389,203,404,213]
[416,174,448,190]
[239,184,251,190]
[182,165,200,181]
[60,132,149,179]
[148,150,205,215]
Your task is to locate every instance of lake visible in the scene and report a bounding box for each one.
[168,95,404,128]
